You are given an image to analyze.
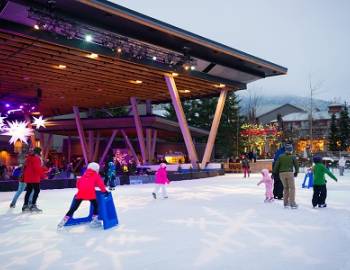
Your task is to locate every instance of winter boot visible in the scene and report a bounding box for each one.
[152,192,156,199]
[22,204,30,212]
[284,204,290,209]
[90,215,102,228]
[30,204,43,213]
[57,216,70,230]
[318,204,327,208]
[9,202,15,208]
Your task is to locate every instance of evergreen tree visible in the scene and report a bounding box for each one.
[338,105,350,151]
[328,113,339,151]
[164,92,240,158]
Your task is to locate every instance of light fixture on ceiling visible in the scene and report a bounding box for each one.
[214,83,226,88]
[57,64,67,69]
[85,34,93,42]
[87,53,98,59]
[172,72,179,77]
[179,89,191,93]
[129,80,143,84]
[33,24,40,30]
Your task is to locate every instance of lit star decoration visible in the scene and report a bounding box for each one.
[32,115,47,129]
[2,120,34,144]
[0,114,6,131]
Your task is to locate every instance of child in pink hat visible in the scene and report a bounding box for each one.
[257,169,274,202]
[152,163,170,199]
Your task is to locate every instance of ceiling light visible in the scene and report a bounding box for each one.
[129,80,143,84]
[87,53,98,59]
[34,24,40,30]
[179,89,191,93]
[190,65,196,70]
[117,47,122,53]
[214,83,226,88]
[85,34,93,42]
[57,64,66,69]
[152,56,157,61]
[172,72,179,77]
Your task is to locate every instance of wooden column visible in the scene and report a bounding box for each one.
[99,130,118,165]
[130,97,147,164]
[67,136,72,163]
[164,75,199,168]
[44,134,53,160]
[121,129,140,166]
[73,106,89,165]
[146,129,152,162]
[39,133,45,150]
[93,132,101,162]
[24,114,36,148]
[151,130,158,162]
[201,89,228,169]
[88,130,94,162]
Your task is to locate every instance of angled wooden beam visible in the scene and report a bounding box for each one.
[44,134,53,160]
[93,131,101,162]
[39,133,45,150]
[121,129,140,166]
[130,97,147,164]
[73,106,89,165]
[24,113,36,148]
[201,89,228,169]
[164,75,199,168]
[99,130,118,165]
[146,128,152,162]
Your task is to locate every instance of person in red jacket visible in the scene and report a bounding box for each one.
[22,147,45,212]
[57,162,107,229]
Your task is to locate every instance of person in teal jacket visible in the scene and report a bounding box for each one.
[312,156,337,208]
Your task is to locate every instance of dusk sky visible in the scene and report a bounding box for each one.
[112,0,350,101]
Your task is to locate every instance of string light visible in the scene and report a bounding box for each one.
[85,34,93,42]
[1,120,34,145]
[32,115,47,129]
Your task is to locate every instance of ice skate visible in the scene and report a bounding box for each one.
[152,192,156,199]
[268,198,274,202]
[318,204,327,208]
[22,205,30,212]
[264,198,270,203]
[30,204,43,213]
[290,204,298,209]
[57,216,70,230]
[9,203,15,208]
[284,204,290,209]
[90,216,102,228]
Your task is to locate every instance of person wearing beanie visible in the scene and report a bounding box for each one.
[152,163,170,199]
[273,143,299,209]
[22,147,46,213]
[312,156,337,208]
[57,162,108,229]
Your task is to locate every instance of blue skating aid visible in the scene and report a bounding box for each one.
[302,171,313,189]
[64,191,119,230]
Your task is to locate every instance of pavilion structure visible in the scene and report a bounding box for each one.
[0,0,287,169]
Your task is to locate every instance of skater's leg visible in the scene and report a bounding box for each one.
[287,175,296,207]
[319,185,327,206]
[161,185,168,198]
[24,184,34,205]
[312,186,320,207]
[28,189,34,205]
[10,182,26,206]
[30,183,41,205]
[90,200,98,216]
[65,199,83,217]
[280,173,289,207]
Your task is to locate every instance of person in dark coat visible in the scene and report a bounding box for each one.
[272,146,285,200]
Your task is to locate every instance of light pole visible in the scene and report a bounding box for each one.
[234,105,240,157]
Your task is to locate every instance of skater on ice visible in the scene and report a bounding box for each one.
[273,143,299,209]
[57,162,108,229]
[22,147,46,213]
[241,155,250,178]
[257,169,274,202]
[9,164,34,208]
[105,158,117,190]
[338,156,346,176]
[312,156,337,208]
[152,163,170,199]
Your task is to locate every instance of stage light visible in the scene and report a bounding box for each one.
[19,105,24,109]
[85,34,93,42]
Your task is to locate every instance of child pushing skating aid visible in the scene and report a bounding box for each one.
[152,163,170,199]
[57,162,108,229]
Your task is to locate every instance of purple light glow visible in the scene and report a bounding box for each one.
[31,106,35,110]
[5,104,10,108]
[19,105,24,109]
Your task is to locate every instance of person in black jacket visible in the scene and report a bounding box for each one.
[272,146,285,200]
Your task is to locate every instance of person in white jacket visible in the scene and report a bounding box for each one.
[338,157,346,176]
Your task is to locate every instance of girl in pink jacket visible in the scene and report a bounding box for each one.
[152,163,170,199]
[257,169,274,202]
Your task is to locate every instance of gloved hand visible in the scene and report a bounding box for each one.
[271,174,274,180]
[294,172,298,177]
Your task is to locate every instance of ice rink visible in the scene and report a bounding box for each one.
[0,172,349,270]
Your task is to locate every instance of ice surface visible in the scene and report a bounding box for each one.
[1,173,350,270]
